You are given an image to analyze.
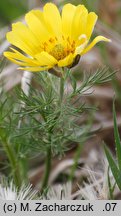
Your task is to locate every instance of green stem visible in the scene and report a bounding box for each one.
[41,74,65,194]
[3,140,21,188]
[69,143,83,181]
[19,157,28,183]
[59,77,64,104]
[41,146,51,194]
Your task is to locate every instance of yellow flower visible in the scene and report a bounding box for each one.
[4,3,110,72]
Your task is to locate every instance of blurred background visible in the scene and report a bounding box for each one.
[0,0,121,193]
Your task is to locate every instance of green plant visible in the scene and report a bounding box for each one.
[105,103,121,191]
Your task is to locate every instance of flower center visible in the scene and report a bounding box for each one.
[41,36,76,61]
[49,44,67,61]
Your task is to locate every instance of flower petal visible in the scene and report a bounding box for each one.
[35,51,57,67]
[75,39,88,55]
[62,4,76,37]
[4,48,40,67]
[86,12,98,39]
[72,5,88,40]
[58,54,74,67]
[3,53,28,66]
[25,10,51,43]
[18,66,49,72]
[43,3,62,39]
[82,36,111,55]
[6,22,40,56]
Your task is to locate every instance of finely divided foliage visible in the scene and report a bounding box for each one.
[0,2,115,198]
